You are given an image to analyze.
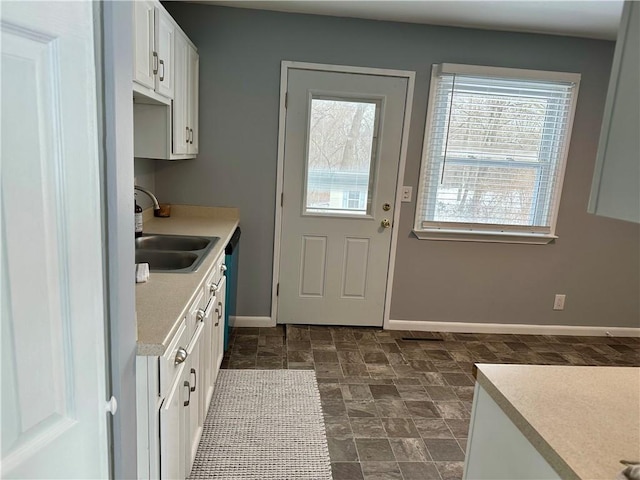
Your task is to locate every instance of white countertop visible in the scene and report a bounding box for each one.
[476,364,640,480]
[135,205,239,356]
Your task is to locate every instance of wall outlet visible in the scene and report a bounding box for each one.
[401,186,412,203]
[553,294,566,311]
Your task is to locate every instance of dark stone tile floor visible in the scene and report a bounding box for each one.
[222,325,640,480]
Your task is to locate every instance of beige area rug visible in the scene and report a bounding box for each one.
[189,369,332,479]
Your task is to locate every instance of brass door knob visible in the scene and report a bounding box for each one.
[381,219,391,228]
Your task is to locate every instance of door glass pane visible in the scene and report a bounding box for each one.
[305,97,379,216]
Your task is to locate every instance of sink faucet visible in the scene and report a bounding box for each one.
[134,185,160,212]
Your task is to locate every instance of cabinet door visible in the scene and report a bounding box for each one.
[214,275,227,369]
[188,46,199,154]
[199,294,216,425]
[172,32,189,155]
[589,2,640,223]
[155,8,175,99]
[160,372,187,480]
[133,0,156,89]
[185,324,204,475]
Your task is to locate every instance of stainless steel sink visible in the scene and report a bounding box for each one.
[135,234,213,251]
[135,234,220,273]
[135,250,199,271]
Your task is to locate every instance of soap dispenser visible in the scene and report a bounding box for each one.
[135,194,143,238]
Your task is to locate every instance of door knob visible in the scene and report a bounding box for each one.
[382,203,391,211]
[381,219,391,228]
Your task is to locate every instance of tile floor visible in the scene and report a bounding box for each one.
[221,325,640,480]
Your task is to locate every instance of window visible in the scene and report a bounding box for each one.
[414,64,580,244]
[304,97,380,217]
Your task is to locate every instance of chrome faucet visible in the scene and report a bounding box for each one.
[134,185,160,212]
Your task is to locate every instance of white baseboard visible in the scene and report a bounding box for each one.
[231,315,276,328]
[386,319,640,338]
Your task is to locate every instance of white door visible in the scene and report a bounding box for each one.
[278,67,409,326]
[1,2,110,478]
[172,31,189,154]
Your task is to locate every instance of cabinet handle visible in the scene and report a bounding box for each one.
[174,347,188,365]
[186,126,189,143]
[209,282,219,294]
[189,128,193,144]
[218,302,223,321]
[183,381,191,407]
[220,264,227,274]
[190,368,197,392]
[159,59,165,81]
[152,51,158,75]
[214,307,220,327]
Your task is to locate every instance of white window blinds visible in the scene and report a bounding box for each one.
[416,64,580,237]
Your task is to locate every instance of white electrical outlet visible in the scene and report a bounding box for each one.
[553,294,566,311]
[401,186,412,203]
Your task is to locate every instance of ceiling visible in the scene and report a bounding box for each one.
[191,1,624,40]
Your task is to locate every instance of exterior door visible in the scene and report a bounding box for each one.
[1,1,111,478]
[278,67,409,326]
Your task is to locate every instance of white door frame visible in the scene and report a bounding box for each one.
[271,61,415,329]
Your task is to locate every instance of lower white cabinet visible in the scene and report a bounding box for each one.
[464,384,561,480]
[136,251,227,480]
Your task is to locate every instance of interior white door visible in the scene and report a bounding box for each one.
[1,1,110,478]
[278,67,409,326]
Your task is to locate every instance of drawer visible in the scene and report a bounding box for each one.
[186,289,205,341]
[159,318,189,398]
[204,253,226,302]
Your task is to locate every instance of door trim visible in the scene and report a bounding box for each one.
[271,61,415,328]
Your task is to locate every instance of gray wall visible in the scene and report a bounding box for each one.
[134,158,158,210]
[157,4,640,328]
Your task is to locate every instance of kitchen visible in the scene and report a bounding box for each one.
[1,1,638,479]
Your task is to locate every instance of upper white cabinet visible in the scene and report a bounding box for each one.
[173,33,199,156]
[133,1,199,160]
[589,1,640,223]
[133,1,174,100]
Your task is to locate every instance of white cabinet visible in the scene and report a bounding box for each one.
[589,1,640,223]
[159,371,186,480]
[133,5,199,160]
[133,0,174,100]
[133,1,155,90]
[136,250,227,480]
[464,384,561,480]
[173,33,199,156]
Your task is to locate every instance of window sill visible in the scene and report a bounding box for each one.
[412,228,557,245]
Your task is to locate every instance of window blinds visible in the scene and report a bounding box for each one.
[417,65,579,235]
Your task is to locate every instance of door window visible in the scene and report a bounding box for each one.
[304,97,380,216]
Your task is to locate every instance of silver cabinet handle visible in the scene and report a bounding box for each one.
[196,308,205,322]
[214,307,220,327]
[220,264,227,273]
[218,301,223,321]
[209,282,219,294]
[152,51,158,75]
[174,347,188,365]
[189,128,193,144]
[186,126,189,143]
[159,59,165,81]
[190,368,196,392]
[197,297,215,323]
[183,381,190,407]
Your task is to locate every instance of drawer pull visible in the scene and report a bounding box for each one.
[220,264,227,274]
[174,347,188,365]
[190,368,197,392]
[218,301,223,321]
[183,381,191,407]
[209,282,219,294]
[214,307,220,327]
[197,297,215,323]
